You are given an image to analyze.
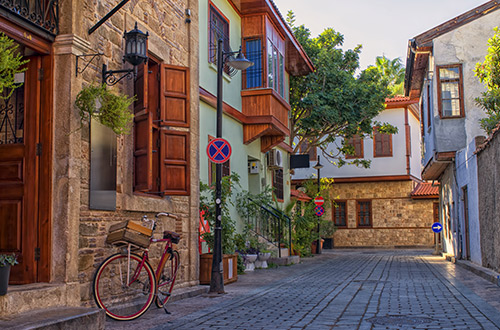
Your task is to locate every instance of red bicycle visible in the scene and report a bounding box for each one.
[93,212,181,321]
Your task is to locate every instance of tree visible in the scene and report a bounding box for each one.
[474,27,500,135]
[370,55,405,97]
[287,12,395,167]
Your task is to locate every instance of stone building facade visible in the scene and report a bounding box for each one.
[329,181,437,247]
[476,125,500,273]
[0,0,199,317]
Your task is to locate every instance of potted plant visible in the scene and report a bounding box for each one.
[0,253,18,295]
[0,32,28,99]
[199,173,240,284]
[256,249,272,269]
[74,84,135,135]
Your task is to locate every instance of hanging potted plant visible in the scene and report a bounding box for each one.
[74,84,135,135]
[0,254,18,295]
[0,32,28,99]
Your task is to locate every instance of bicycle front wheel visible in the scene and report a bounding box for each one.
[94,253,156,321]
[155,250,180,308]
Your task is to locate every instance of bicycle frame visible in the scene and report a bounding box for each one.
[122,235,177,292]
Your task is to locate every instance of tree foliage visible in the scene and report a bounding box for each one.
[369,55,405,97]
[474,27,500,134]
[287,12,395,166]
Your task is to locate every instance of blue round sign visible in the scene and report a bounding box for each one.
[432,222,443,233]
[207,138,232,164]
[315,206,324,217]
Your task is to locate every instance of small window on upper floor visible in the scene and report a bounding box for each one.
[244,39,263,88]
[267,39,285,98]
[373,127,393,158]
[437,64,464,118]
[209,4,230,74]
[345,135,364,159]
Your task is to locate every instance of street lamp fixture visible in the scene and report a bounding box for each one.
[314,156,323,254]
[102,22,149,86]
[210,39,253,294]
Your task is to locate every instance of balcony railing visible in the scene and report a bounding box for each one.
[0,0,59,35]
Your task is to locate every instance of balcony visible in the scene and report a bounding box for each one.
[241,88,290,152]
[0,0,59,36]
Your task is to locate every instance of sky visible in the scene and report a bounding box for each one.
[272,0,489,70]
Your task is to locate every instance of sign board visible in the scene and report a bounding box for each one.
[431,222,443,233]
[290,154,310,169]
[207,138,232,164]
[315,206,324,216]
[314,197,324,206]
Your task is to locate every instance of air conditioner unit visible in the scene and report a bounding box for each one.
[267,149,283,168]
[248,160,260,174]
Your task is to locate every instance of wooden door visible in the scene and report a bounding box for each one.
[462,186,470,260]
[0,56,41,284]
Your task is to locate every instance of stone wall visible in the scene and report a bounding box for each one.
[477,133,500,273]
[51,0,200,306]
[328,181,435,247]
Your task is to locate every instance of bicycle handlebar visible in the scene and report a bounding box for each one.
[141,213,179,231]
[156,212,179,219]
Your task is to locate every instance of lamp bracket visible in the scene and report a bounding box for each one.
[75,53,103,77]
[102,64,135,86]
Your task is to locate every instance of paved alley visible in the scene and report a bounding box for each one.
[106,250,500,330]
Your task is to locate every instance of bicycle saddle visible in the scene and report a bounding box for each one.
[163,230,181,243]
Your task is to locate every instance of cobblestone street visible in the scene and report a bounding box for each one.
[105,250,500,330]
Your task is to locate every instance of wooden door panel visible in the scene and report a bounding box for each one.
[0,55,40,284]
[159,130,189,195]
[0,200,22,251]
[160,65,189,127]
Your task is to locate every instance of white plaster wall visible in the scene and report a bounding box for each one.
[293,107,409,180]
[440,166,459,257]
[455,139,482,264]
[421,80,436,167]
[409,111,422,179]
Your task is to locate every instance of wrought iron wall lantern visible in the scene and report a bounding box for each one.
[102,23,149,86]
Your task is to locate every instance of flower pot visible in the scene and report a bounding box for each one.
[311,239,324,254]
[241,254,258,271]
[0,265,11,295]
[199,253,238,285]
[255,252,271,269]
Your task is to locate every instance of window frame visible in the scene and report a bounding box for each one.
[345,135,364,159]
[436,64,465,119]
[373,127,393,158]
[272,168,284,202]
[208,2,230,73]
[243,38,263,89]
[266,38,285,98]
[356,200,372,228]
[332,200,348,228]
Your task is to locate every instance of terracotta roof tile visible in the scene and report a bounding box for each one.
[291,189,312,201]
[411,183,439,199]
[385,96,411,103]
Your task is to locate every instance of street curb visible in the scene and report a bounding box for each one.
[169,285,209,303]
[444,254,500,287]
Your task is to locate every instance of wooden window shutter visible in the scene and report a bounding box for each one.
[134,63,153,192]
[160,130,190,195]
[160,64,190,127]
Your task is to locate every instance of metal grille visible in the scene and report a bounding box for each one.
[0,86,24,144]
[0,0,59,35]
[208,5,235,76]
[243,39,263,89]
[333,202,346,226]
[358,201,371,226]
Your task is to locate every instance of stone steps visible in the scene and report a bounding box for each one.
[0,307,105,330]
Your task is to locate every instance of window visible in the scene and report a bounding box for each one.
[333,201,347,227]
[273,169,284,201]
[373,127,392,157]
[267,39,285,98]
[437,64,464,118]
[345,135,363,159]
[427,83,432,128]
[245,39,263,88]
[357,201,372,227]
[209,4,230,73]
[133,59,190,196]
[208,136,230,185]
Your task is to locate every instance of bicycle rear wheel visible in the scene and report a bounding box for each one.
[94,253,156,320]
[155,250,180,308]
